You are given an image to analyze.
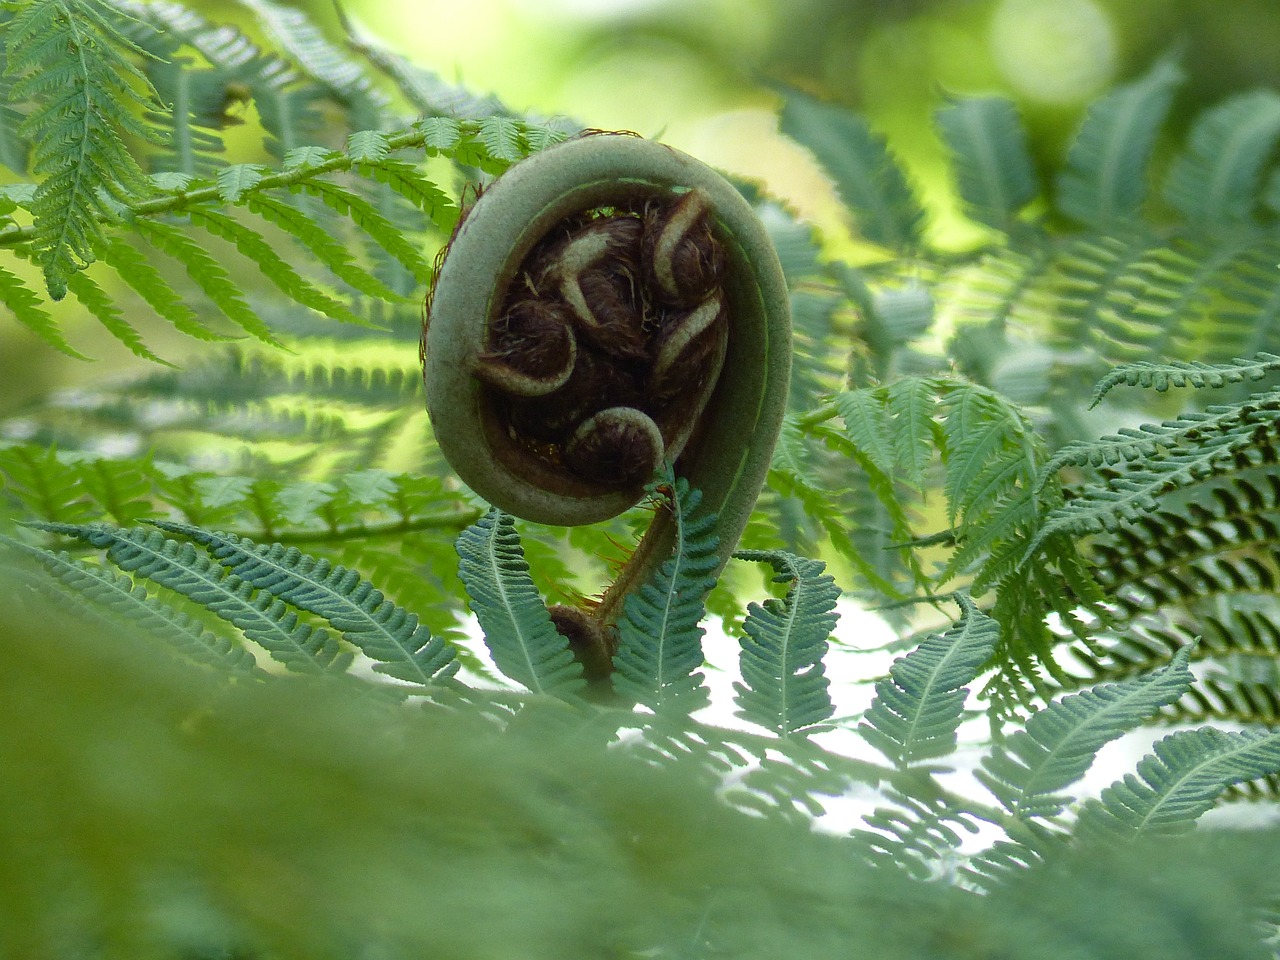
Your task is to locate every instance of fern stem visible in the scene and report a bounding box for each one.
[0,124,459,248]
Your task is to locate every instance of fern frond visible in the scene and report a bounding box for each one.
[1032,395,1280,550]
[0,258,85,357]
[1077,727,1280,838]
[854,790,985,877]
[153,521,459,687]
[1162,89,1280,226]
[296,178,433,285]
[97,235,229,342]
[185,205,369,327]
[5,0,164,298]
[454,509,583,697]
[132,218,280,344]
[242,192,408,302]
[975,648,1193,820]
[831,388,895,478]
[2,535,258,674]
[778,87,924,252]
[935,95,1038,232]
[34,521,349,674]
[731,550,838,737]
[63,267,171,365]
[859,595,999,769]
[237,0,385,120]
[1055,58,1182,227]
[1090,353,1280,406]
[612,475,720,712]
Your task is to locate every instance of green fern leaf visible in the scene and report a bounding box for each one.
[153,521,459,688]
[939,384,1038,528]
[346,129,390,163]
[478,115,525,162]
[216,163,267,203]
[886,377,937,490]
[132,218,280,345]
[417,116,462,149]
[34,521,348,674]
[1089,353,1280,406]
[5,0,164,298]
[1078,727,1280,838]
[732,550,838,737]
[612,476,720,712]
[779,86,924,252]
[244,192,408,302]
[935,95,1038,231]
[2,536,258,674]
[976,648,1193,820]
[361,159,458,233]
[859,595,999,769]
[296,179,432,283]
[97,236,229,342]
[1056,58,1182,227]
[454,509,583,696]
[63,268,171,365]
[186,206,370,327]
[0,259,86,357]
[832,388,896,478]
[1163,89,1280,225]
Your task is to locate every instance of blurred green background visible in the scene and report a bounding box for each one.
[3,0,1278,407]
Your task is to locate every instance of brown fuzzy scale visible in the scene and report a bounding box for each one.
[641,189,726,308]
[503,349,643,443]
[564,407,664,486]
[478,300,574,379]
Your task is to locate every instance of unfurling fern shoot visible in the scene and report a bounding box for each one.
[423,133,792,678]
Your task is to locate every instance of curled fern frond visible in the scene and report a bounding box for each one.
[732,549,838,737]
[4,0,164,298]
[859,595,998,770]
[975,647,1193,820]
[612,475,720,713]
[454,509,583,697]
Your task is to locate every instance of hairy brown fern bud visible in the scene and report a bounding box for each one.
[423,133,790,533]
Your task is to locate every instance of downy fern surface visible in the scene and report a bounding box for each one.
[4,2,1280,957]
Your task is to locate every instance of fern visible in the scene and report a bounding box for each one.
[454,509,583,697]
[152,521,459,687]
[1055,58,1182,227]
[2,535,258,674]
[1078,727,1280,838]
[731,549,838,737]
[859,595,998,769]
[778,86,924,252]
[612,475,720,712]
[1162,89,1280,226]
[976,647,1193,820]
[33,520,351,674]
[4,0,164,298]
[935,94,1038,232]
[1090,352,1280,405]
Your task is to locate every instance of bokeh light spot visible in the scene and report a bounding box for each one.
[990,0,1117,104]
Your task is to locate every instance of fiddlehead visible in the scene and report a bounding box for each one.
[423,133,790,659]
